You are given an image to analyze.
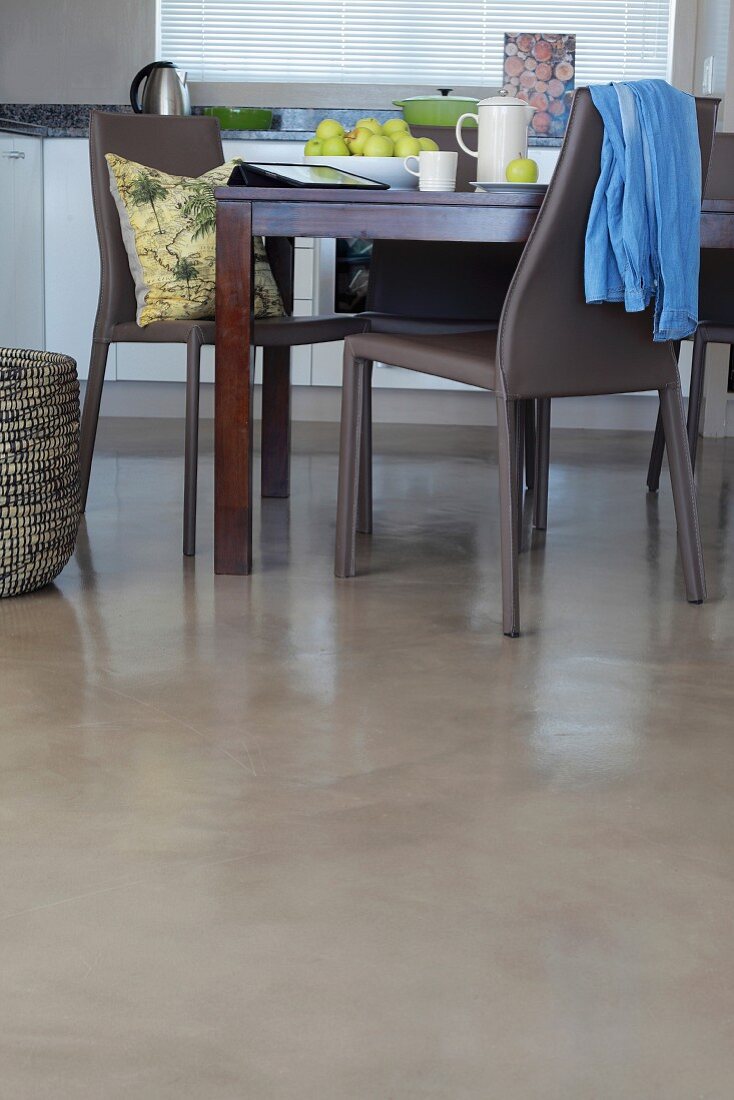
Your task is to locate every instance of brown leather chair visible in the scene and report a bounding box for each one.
[81,110,367,555]
[532,96,718,527]
[647,131,734,488]
[334,87,711,636]
[363,239,535,487]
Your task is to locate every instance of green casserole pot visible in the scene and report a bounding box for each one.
[393,94,479,128]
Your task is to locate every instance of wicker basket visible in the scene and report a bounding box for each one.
[0,348,81,597]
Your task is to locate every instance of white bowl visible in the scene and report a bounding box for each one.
[302,155,418,190]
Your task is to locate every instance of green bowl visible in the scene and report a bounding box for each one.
[203,107,273,131]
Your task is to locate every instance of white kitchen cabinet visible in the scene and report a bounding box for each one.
[0,134,44,350]
[43,138,115,381]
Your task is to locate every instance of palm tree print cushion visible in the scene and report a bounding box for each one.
[106,155,284,327]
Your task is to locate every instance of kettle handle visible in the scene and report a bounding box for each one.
[455,114,480,158]
[130,62,157,113]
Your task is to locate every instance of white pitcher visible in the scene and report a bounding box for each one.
[455,92,536,184]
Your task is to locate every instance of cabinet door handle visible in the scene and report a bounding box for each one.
[1,150,25,159]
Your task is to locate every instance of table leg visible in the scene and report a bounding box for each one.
[215,200,255,574]
[261,346,291,498]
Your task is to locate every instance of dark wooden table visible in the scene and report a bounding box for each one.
[213,185,733,575]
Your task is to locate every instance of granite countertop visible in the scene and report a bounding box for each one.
[0,104,562,147]
[0,117,48,137]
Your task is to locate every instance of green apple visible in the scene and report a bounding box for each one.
[363,134,394,157]
[505,154,539,183]
[315,118,345,141]
[320,136,350,156]
[418,137,440,152]
[392,134,421,158]
[382,118,410,137]
[304,138,323,156]
[345,126,372,155]
[355,117,382,135]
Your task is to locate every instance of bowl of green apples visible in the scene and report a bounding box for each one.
[303,117,439,188]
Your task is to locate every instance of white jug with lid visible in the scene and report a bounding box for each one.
[455,92,536,183]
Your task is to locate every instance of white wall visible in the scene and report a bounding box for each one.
[0,0,155,103]
[694,0,730,100]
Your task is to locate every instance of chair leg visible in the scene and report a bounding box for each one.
[649,335,707,491]
[524,399,536,491]
[261,345,291,498]
[335,355,367,578]
[533,397,551,530]
[516,395,526,495]
[496,396,521,637]
[183,327,203,557]
[659,384,706,604]
[686,328,707,473]
[647,407,666,493]
[79,340,110,512]
[357,360,373,534]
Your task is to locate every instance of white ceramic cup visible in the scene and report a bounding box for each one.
[403,151,458,192]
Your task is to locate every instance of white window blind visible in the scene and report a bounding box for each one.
[160,0,671,86]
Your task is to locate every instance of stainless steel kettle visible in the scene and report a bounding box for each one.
[130,61,191,116]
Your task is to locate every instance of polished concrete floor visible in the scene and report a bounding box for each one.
[2,417,734,1098]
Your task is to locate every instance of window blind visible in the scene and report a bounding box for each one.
[160,0,671,86]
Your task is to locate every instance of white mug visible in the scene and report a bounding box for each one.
[404,150,458,192]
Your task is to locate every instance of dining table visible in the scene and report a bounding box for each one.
[213,183,734,576]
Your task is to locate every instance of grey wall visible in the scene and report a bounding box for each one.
[0,0,156,103]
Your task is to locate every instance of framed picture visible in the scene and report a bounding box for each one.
[503,33,576,138]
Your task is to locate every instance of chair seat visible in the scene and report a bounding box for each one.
[346,329,498,390]
[363,313,499,337]
[111,314,368,348]
[111,320,217,344]
[111,314,499,351]
[255,314,369,346]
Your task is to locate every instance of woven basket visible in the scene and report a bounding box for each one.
[0,348,81,597]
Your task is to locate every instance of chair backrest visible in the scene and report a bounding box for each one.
[497,89,718,399]
[699,132,734,324]
[704,131,734,199]
[89,111,224,340]
[367,240,523,322]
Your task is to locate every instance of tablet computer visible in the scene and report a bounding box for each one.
[229,162,390,190]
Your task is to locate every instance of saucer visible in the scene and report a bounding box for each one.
[471,181,547,194]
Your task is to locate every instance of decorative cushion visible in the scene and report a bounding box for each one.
[105,154,284,327]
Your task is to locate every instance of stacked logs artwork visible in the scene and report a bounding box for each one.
[503,33,576,139]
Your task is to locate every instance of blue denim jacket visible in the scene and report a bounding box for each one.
[585,80,701,342]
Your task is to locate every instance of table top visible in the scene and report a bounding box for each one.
[214,185,547,208]
[702,198,734,213]
[214,186,734,251]
[215,185,734,212]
